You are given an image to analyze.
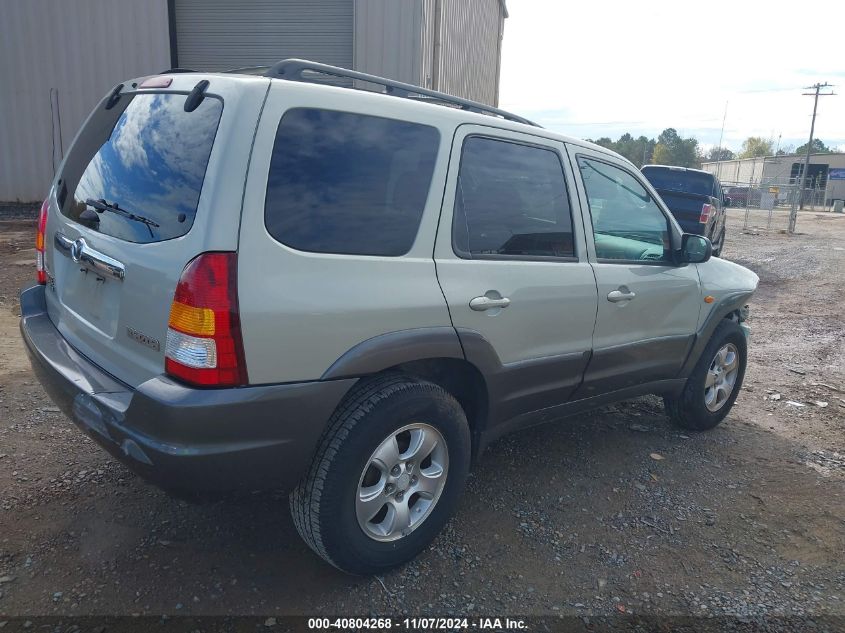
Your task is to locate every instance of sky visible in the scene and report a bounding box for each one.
[498,0,845,154]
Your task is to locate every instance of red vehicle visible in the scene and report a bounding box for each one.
[725,186,762,208]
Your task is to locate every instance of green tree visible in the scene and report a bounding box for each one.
[587,130,696,167]
[586,135,654,167]
[650,128,701,168]
[651,143,673,165]
[738,137,774,158]
[706,147,734,162]
[591,137,615,150]
[615,133,655,167]
[795,139,831,155]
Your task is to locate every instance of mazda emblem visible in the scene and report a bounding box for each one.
[70,238,84,263]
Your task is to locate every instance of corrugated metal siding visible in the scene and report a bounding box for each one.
[353,0,423,85]
[353,0,504,105]
[434,0,503,106]
[0,0,170,202]
[175,0,353,71]
[419,0,436,88]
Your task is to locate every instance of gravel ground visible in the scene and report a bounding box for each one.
[0,209,843,627]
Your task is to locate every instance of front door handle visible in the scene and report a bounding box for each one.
[470,295,511,311]
[607,288,636,303]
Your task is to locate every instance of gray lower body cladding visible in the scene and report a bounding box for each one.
[19,285,356,493]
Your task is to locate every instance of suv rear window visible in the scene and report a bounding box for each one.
[59,92,223,243]
[264,108,439,256]
[641,166,715,197]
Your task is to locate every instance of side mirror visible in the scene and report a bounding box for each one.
[723,196,731,208]
[681,234,712,264]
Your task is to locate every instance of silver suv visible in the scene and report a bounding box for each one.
[20,60,758,575]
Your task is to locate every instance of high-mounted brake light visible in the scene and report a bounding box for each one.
[164,252,248,387]
[36,198,49,284]
[699,203,713,224]
[139,76,173,89]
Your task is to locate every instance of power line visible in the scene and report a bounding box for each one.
[791,82,836,231]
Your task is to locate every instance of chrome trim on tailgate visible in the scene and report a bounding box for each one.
[55,233,125,281]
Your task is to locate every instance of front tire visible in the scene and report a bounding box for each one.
[665,319,747,431]
[290,374,471,575]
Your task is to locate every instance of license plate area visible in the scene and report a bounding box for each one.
[59,268,121,337]
[53,233,124,338]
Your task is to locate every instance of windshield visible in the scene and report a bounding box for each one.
[58,92,223,243]
[641,167,714,197]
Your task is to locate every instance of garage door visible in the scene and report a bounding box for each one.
[174,0,353,72]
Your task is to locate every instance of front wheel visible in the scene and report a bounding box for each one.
[290,374,471,575]
[665,319,747,431]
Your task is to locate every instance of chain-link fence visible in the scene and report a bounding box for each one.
[720,178,827,233]
[706,156,845,232]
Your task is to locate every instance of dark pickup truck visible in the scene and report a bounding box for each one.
[641,165,729,257]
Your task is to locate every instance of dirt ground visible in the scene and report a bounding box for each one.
[0,209,843,623]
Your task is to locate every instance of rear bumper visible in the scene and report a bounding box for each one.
[19,285,356,493]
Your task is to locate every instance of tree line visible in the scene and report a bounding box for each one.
[586,129,835,169]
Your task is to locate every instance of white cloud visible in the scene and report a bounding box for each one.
[499,0,845,152]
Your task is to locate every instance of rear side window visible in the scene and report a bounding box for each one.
[264,108,440,256]
[453,137,575,259]
[60,92,222,243]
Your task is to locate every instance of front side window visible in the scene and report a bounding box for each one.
[61,92,223,243]
[453,137,575,259]
[264,108,440,257]
[578,156,671,263]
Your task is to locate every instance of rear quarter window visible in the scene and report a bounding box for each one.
[264,108,440,257]
[59,91,223,243]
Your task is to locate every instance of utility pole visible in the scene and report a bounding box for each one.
[716,101,728,165]
[792,82,835,231]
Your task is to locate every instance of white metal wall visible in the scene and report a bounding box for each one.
[434,0,503,106]
[175,0,353,71]
[419,0,437,89]
[354,0,505,106]
[704,154,845,186]
[353,0,424,86]
[0,0,170,202]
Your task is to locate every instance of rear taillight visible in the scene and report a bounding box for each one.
[164,252,248,387]
[36,198,49,284]
[699,203,713,224]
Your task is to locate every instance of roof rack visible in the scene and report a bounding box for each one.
[264,58,538,127]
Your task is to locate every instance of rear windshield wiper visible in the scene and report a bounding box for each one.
[85,198,160,236]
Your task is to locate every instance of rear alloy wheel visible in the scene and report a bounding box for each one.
[356,423,449,541]
[665,319,747,431]
[290,374,470,575]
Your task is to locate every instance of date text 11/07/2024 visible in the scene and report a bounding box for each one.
[306,617,528,630]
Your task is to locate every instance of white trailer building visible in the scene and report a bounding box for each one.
[702,153,845,207]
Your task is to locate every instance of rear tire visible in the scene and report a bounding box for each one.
[664,319,746,431]
[290,374,471,575]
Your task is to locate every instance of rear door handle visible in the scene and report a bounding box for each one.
[470,296,511,311]
[607,289,636,303]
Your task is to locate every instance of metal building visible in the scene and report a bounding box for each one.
[0,0,507,202]
[702,153,845,206]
